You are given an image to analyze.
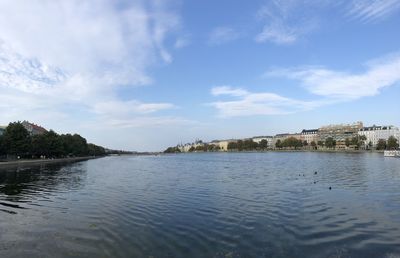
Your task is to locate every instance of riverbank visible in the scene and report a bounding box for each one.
[168,149,386,154]
[0,156,101,169]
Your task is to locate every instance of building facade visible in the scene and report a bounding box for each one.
[21,121,47,136]
[300,129,318,144]
[318,122,363,142]
[358,125,400,148]
[252,136,273,148]
[211,140,235,151]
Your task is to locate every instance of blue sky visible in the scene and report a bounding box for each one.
[0,0,399,151]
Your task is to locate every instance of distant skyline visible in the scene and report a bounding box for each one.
[0,0,399,151]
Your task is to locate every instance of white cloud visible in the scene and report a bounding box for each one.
[93,100,176,118]
[209,86,318,117]
[347,0,400,22]
[255,0,321,45]
[255,0,400,45]
[211,86,249,97]
[255,23,297,44]
[93,116,199,129]
[266,53,400,99]
[0,0,191,140]
[174,35,191,49]
[208,27,240,46]
[211,53,400,117]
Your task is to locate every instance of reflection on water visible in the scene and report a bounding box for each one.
[0,153,400,258]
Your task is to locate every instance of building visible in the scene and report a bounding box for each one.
[358,125,400,148]
[252,136,273,148]
[270,133,290,148]
[211,140,235,151]
[21,121,47,136]
[0,125,6,136]
[318,122,363,142]
[300,129,319,144]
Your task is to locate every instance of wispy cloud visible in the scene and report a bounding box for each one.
[255,0,400,45]
[174,35,191,49]
[0,0,189,133]
[208,26,240,46]
[266,53,400,99]
[209,86,318,117]
[255,0,322,45]
[211,52,400,117]
[347,0,400,22]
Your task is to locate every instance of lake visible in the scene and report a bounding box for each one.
[1,152,400,258]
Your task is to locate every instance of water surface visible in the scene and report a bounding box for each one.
[1,152,400,257]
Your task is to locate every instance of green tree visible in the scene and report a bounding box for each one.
[275,139,282,149]
[227,142,238,150]
[376,139,386,150]
[195,145,205,151]
[87,143,106,156]
[59,133,88,157]
[345,138,351,147]
[243,139,258,150]
[3,122,31,157]
[359,135,367,146]
[236,140,244,151]
[0,135,5,156]
[188,146,195,152]
[281,137,303,149]
[325,137,336,149]
[164,146,181,153]
[317,140,324,147]
[46,130,63,157]
[310,141,316,149]
[259,139,268,149]
[387,136,399,150]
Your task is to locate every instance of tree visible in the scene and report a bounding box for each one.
[243,139,258,150]
[188,146,195,152]
[227,142,238,151]
[359,135,367,147]
[259,139,268,149]
[325,137,336,149]
[368,141,373,149]
[3,122,31,157]
[281,137,303,149]
[310,141,316,149]
[376,139,386,150]
[59,133,88,157]
[317,141,324,147]
[0,135,5,156]
[195,145,205,151]
[275,139,282,149]
[87,143,106,156]
[236,140,244,151]
[387,136,399,150]
[303,141,308,146]
[164,146,181,153]
[345,138,351,147]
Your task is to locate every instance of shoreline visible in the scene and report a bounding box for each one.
[165,149,386,154]
[0,156,102,169]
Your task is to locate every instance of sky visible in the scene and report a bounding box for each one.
[0,0,399,151]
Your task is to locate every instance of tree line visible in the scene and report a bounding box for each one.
[0,122,106,159]
[164,135,399,153]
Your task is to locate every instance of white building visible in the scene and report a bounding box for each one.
[300,129,319,144]
[358,125,400,147]
[211,140,234,151]
[252,136,273,148]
